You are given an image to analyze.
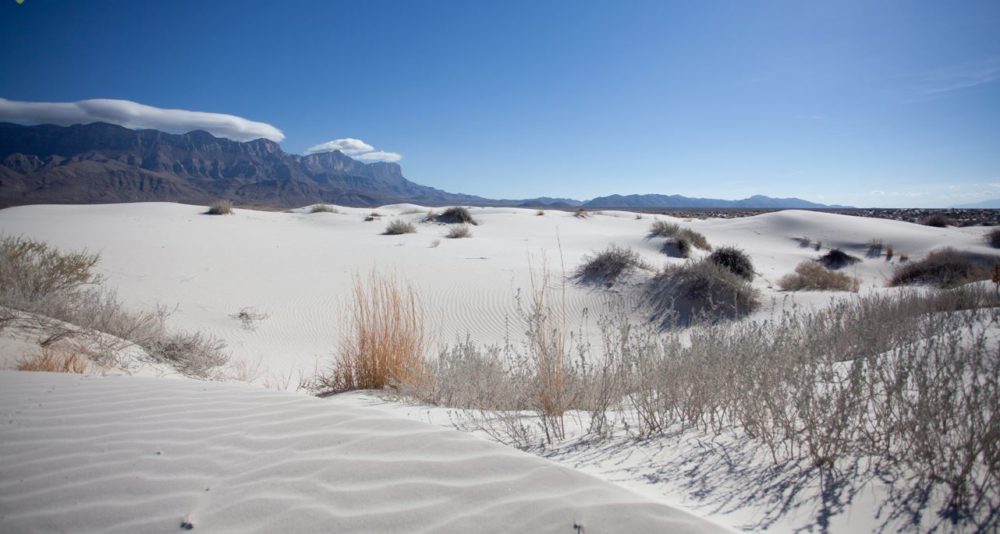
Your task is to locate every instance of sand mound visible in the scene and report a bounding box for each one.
[0,371,727,533]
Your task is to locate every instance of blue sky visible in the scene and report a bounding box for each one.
[1,0,998,207]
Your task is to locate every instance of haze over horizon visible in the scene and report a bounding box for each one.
[1,0,998,208]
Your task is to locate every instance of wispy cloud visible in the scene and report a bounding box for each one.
[907,56,1000,102]
[0,97,284,142]
[305,138,401,162]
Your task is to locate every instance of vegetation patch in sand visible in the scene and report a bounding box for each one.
[890,247,1000,289]
[779,261,860,292]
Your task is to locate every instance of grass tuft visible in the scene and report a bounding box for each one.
[206,200,234,215]
[778,261,860,292]
[383,219,416,235]
[890,247,999,289]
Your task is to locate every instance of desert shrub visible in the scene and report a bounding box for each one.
[0,236,228,378]
[434,206,478,225]
[867,239,884,258]
[920,213,952,227]
[324,271,427,392]
[890,247,999,289]
[17,346,89,373]
[309,204,338,214]
[778,261,860,292]
[147,331,228,378]
[986,228,1000,248]
[818,248,860,269]
[574,208,589,218]
[0,236,102,305]
[646,221,711,251]
[364,211,381,222]
[535,209,545,216]
[574,245,647,286]
[648,220,680,238]
[647,259,760,324]
[661,237,692,258]
[383,219,416,235]
[206,200,233,215]
[886,246,894,261]
[445,224,472,239]
[708,246,754,280]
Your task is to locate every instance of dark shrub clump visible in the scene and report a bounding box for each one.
[708,246,754,280]
[818,249,860,270]
[647,260,760,325]
[574,245,647,286]
[890,248,999,289]
[383,220,417,235]
[920,213,952,228]
[206,200,233,215]
[435,207,478,225]
[986,228,1000,249]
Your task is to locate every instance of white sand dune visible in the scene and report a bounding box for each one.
[0,203,993,380]
[0,371,729,533]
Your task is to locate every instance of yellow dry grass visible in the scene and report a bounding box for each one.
[329,270,427,391]
[17,346,89,374]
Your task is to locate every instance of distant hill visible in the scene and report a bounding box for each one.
[953,199,1000,209]
[583,193,849,210]
[0,122,846,210]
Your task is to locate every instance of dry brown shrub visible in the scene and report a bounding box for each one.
[17,346,89,373]
[206,200,233,215]
[326,271,427,391]
[779,261,860,292]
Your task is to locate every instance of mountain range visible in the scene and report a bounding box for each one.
[0,123,848,210]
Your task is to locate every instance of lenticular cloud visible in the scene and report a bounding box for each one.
[305,137,402,162]
[0,97,285,142]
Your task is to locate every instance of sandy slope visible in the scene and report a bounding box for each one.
[0,371,729,533]
[0,202,991,381]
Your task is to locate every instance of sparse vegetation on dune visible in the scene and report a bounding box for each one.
[433,206,478,225]
[890,247,999,289]
[647,220,711,251]
[383,219,416,235]
[708,246,754,280]
[818,248,860,269]
[323,271,427,392]
[17,346,89,374]
[987,228,1000,248]
[445,224,472,239]
[920,213,952,227]
[573,244,647,286]
[646,259,760,324]
[309,204,338,214]
[779,260,860,292]
[419,284,1000,529]
[0,236,228,377]
[364,211,382,222]
[573,208,589,218]
[206,200,234,215]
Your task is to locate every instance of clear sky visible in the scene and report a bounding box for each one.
[1,0,998,207]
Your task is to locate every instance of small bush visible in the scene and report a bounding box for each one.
[886,246,894,261]
[920,213,952,227]
[17,347,89,373]
[383,219,416,235]
[574,245,647,286]
[647,259,760,324]
[206,200,233,215]
[309,204,338,214]
[0,236,102,303]
[818,248,860,270]
[435,207,478,225]
[324,271,427,392]
[574,208,589,218]
[536,209,545,216]
[446,224,472,239]
[986,228,1000,248]
[708,246,754,280]
[647,221,711,251]
[661,237,691,258]
[890,248,999,289]
[867,239,884,258]
[778,261,860,292]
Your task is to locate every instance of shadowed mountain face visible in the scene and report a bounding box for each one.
[0,122,847,209]
[0,122,488,208]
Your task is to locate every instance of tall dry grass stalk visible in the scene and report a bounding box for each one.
[17,346,89,374]
[328,270,427,391]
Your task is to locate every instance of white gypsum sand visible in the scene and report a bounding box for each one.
[0,371,730,533]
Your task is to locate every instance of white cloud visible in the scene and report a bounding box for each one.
[304,138,374,156]
[354,150,402,163]
[0,97,285,142]
[305,137,402,162]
